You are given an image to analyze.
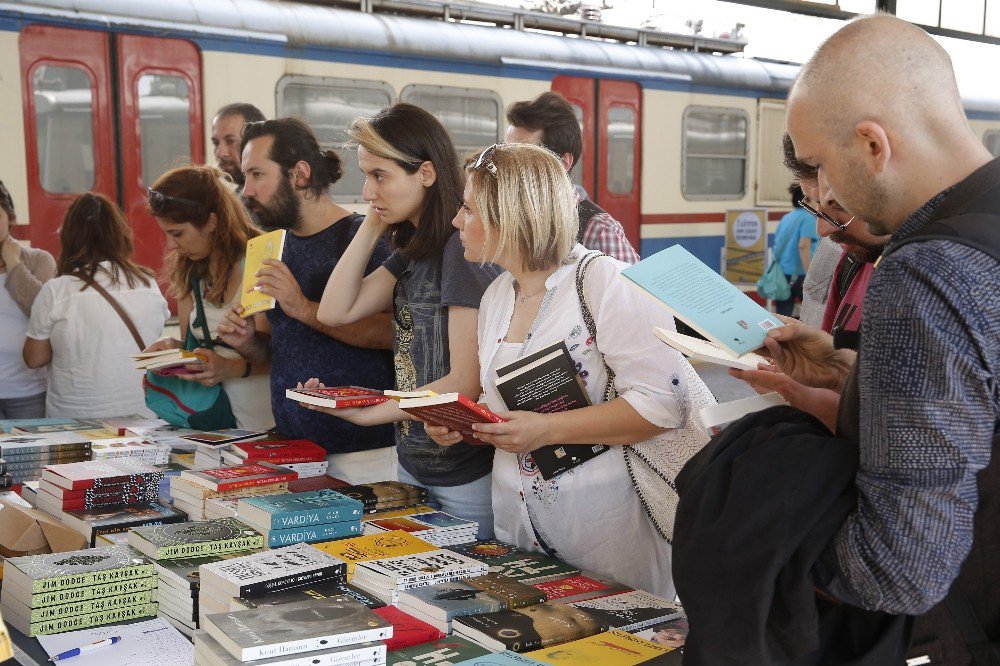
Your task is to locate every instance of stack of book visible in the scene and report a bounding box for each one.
[194,597,392,666]
[312,531,438,580]
[452,601,606,653]
[362,511,478,546]
[397,573,547,633]
[197,543,349,623]
[2,418,105,435]
[204,497,242,520]
[170,463,296,519]
[532,571,632,603]
[89,437,170,464]
[220,439,328,479]
[182,430,269,469]
[230,579,385,613]
[128,517,264,561]
[0,432,91,484]
[0,544,157,636]
[236,489,364,547]
[338,481,429,514]
[62,502,188,547]
[351,549,488,605]
[152,549,264,637]
[36,459,163,513]
[0,457,10,489]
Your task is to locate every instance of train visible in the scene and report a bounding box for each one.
[3,0,1000,276]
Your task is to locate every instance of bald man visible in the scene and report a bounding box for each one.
[770,14,1000,662]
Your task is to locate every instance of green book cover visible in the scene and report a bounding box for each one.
[486,553,580,584]
[9,575,156,609]
[16,602,157,637]
[128,518,264,560]
[4,545,152,594]
[24,589,157,623]
[387,635,491,665]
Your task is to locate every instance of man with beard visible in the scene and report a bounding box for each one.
[217,117,396,483]
[211,103,265,187]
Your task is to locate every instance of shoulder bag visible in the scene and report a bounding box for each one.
[575,251,717,542]
[757,225,793,301]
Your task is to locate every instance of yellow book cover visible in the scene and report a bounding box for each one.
[241,229,287,317]
[312,530,436,578]
[527,629,673,665]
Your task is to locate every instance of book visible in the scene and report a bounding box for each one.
[0,432,90,456]
[38,483,159,511]
[384,389,438,400]
[41,458,163,490]
[193,629,386,666]
[3,587,156,623]
[89,438,170,463]
[313,531,438,578]
[485,553,580,585]
[337,481,429,514]
[198,543,348,598]
[567,590,684,632]
[525,628,674,665]
[170,476,289,500]
[238,489,364,529]
[60,501,188,546]
[7,419,105,435]
[0,574,155,609]
[532,572,631,603]
[287,473,351,493]
[230,439,326,463]
[387,635,491,665]
[241,228,287,317]
[202,596,392,661]
[2,545,152,594]
[130,348,206,374]
[398,573,546,625]
[652,327,771,370]
[452,602,606,652]
[447,539,526,564]
[181,462,297,492]
[451,653,547,666]
[180,429,269,445]
[153,549,264,592]
[397,393,505,445]
[353,549,488,589]
[2,599,157,636]
[232,580,386,611]
[372,605,444,650]
[620,245,784,357]
[1,417,76,433]
[264,521,362,547]
[633,615,688,651]
[128,518,264,560]
[699,391,788,434]
[285,386,392,409]
[363,511,479,546]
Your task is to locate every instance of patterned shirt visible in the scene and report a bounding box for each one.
[820,161,1000,614]
[576,194,640,264]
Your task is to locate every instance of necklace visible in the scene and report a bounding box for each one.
[517,284,547,303]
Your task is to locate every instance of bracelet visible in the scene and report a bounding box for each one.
[241,362,252,379]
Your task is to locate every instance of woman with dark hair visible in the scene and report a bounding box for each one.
[143,164,274,430]
[0,179,55,418]
[23,193,168,417]
[313,103,501,536]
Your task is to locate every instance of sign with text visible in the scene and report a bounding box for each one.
[725,208,767,284]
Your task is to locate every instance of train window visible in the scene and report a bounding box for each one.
[31,65,96,194]
[400,85,502,160]
[984,130,1000,157]
[138,74,191,185]
[277,76,395,202]
[606,105,635,194]
[682,106,748,200]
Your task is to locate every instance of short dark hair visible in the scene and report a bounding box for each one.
[506,92,583,171]
[788,182,805,207]
[0,179,14,222]
[240,117,343,197]
[782,132,817,182]
[215,103,265,124]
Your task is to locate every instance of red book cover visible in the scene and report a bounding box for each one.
[397,393,504,445]
[232,439,326,462]
[40,459,162,490]
[285,387,391,409]
[373,605,444,650]
[533,574,632,604]
[180,462,297,492]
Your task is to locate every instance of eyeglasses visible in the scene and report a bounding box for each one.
[798,199,854,231]
[472,144,500,178]
[147,187,205,215]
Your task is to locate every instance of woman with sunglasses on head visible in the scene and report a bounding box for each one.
[313,103,502,537]
[427,143,704,597]
[143,165,274,430]
[0,179,55,419]
[23,193,169,418]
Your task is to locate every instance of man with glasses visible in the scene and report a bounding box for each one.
[770,184,819,316]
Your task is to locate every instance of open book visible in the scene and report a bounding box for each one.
[699,392,788,435]
[653,328,770,371]
[620,245,783,357]
[241,229,287,317]
[131,348,205,375]
[286,387,438,409]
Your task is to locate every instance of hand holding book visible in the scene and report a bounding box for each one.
[422,409,548,454]
[761,316,856,393]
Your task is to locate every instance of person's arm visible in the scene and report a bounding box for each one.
[583,213,640,264]
[816,243,998,614]
[217,305,272,365]
[317,214,396,327]
[4,245,56,315]
[763,317,856,392]
[22,338,52,368]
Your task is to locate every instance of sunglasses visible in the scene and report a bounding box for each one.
[472,144,500,178]
[147,187,205,215]
[798,199,854,232]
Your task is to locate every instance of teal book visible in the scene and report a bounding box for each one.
[453,651,547,665]
[620,244,783,357]
[266,520,362,547]
[238,489,364,529]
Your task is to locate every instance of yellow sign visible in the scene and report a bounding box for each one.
[725,208,767,284]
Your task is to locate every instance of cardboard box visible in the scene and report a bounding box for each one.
[0,500,87,558]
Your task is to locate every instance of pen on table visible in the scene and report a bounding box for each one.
[49,636,121,662]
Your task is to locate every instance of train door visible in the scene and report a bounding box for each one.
[19,26,203,271]
[551,75,641,250]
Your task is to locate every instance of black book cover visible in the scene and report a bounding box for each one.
[494,340,609,479]
[454,602,606,652]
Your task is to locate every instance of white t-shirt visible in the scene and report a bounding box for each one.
[0,273,47,399]
[26,263,169,418]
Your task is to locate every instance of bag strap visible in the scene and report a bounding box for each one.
[190,275,215,350]
[575,251,617,402]
[77,273,145,351]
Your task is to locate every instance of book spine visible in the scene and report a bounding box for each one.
[2,450,90,464]
[242,454,323,464]
[0,442,91,456]
[331,396,390,408]
[267,522,361,547]
[27,589,157,623]
[92,473,163,489]
[26,602,157,637]
[233,564,348,597]
[27,564,155,594]
[269,507,363,529]
[154,535,264,560]
[242,626,391,661]
[214,473,296,492]
[23,575,156,608]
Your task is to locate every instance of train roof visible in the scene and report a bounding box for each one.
[5,0,1000,114]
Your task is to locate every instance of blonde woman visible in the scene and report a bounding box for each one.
[428,143,699,597]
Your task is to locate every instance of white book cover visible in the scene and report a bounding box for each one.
[699,392,788,432]
[653,327,770,371]
[354,549,487,586]
[193,629,386,666]
[199,543,347,597]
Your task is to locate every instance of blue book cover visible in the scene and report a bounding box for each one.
[267,520,362,547]
[239,489,364,529]
[454,652,547,666]
[0,418,76,434]
[620,245,783,356]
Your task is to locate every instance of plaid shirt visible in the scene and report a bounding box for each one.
[577,193,640,264]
